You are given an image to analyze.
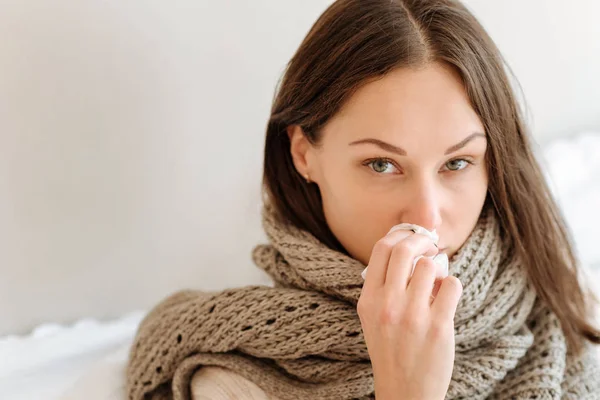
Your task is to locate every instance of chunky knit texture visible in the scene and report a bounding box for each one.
[126,203,600,400]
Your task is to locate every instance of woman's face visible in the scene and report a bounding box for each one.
[288,62,489,265]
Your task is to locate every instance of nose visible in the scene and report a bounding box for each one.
[402,179,442,232]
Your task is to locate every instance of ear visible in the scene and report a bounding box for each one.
[287,125,312,179]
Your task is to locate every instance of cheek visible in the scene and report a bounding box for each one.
[321,187,396,265]
[447,164,488,202]
[452,174,487,203]
[445,169,489,254]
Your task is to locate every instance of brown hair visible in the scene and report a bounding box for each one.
[261,0,600,353]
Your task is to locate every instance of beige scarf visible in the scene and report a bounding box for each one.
[126,203,599,400]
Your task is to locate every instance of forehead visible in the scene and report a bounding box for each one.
[324,62,484,145]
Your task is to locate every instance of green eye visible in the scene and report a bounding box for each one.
[366,158,397,174]
[445,159,471,171]
[372,159,391,173]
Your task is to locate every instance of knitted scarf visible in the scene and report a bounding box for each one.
[126,203,599,400]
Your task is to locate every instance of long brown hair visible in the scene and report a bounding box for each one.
[261,0,600,354]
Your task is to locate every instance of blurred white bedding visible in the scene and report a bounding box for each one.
[1,132,599,400]
[0,311,145,400]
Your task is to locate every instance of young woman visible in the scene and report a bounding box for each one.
[126,1,600,399]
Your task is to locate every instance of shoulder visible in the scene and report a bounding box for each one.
[190,366,273,400]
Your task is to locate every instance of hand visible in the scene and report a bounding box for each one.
[357,229,463,400]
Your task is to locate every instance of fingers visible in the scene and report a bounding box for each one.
[385,234,439,290]
[362,229,415,291]
[431,279,443,299]
[405,257,438,306]
[431,276,463,318]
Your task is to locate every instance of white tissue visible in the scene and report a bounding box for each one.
[361,223,449,280]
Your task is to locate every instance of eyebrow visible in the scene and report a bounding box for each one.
[348,132,486,156]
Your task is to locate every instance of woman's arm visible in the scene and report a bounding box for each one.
[190,366,273,400]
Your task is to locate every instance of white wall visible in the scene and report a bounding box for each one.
[464,0,600,141]
[1,0,599,335]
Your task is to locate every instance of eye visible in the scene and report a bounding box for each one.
[443,158,473,172]
[364,158,399,174]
